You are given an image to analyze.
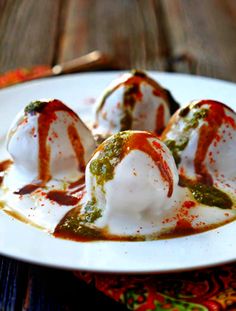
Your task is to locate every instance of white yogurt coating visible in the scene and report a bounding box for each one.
[94,70,179,138]
[1,181,87,232]
[1,99,96,231]
[6,99,96,186]
[80,131,180,236]
[162,100,236,201]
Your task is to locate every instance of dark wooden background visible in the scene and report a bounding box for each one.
[0,0,236,310]
[1,0,236,81]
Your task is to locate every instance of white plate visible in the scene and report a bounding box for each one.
[0,71,236,273]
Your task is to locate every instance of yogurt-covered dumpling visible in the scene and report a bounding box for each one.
[1,99,96,231]
[94,70,179,138]
[5,99,96,191]
[67,131,180,237]
[162,100,236,209]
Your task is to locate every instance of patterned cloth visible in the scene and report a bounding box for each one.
[1,67,236,311]
[76,263,236,310]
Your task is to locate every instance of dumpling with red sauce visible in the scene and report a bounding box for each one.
[6,99,96,188]
[93,70,179,139]
[55,131,182,240]
[162,100,236,210]
[1,99,96,231]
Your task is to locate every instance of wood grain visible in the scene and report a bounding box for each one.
[58,0,170,70]
[23,265,127,311]
[0,255,127,310]
[161,0,236,81]
[0,257,28,310]
[0,0,62,72]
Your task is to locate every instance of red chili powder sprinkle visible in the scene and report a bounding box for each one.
[182,201,196,209]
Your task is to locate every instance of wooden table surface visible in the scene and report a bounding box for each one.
[0,0,236,310]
